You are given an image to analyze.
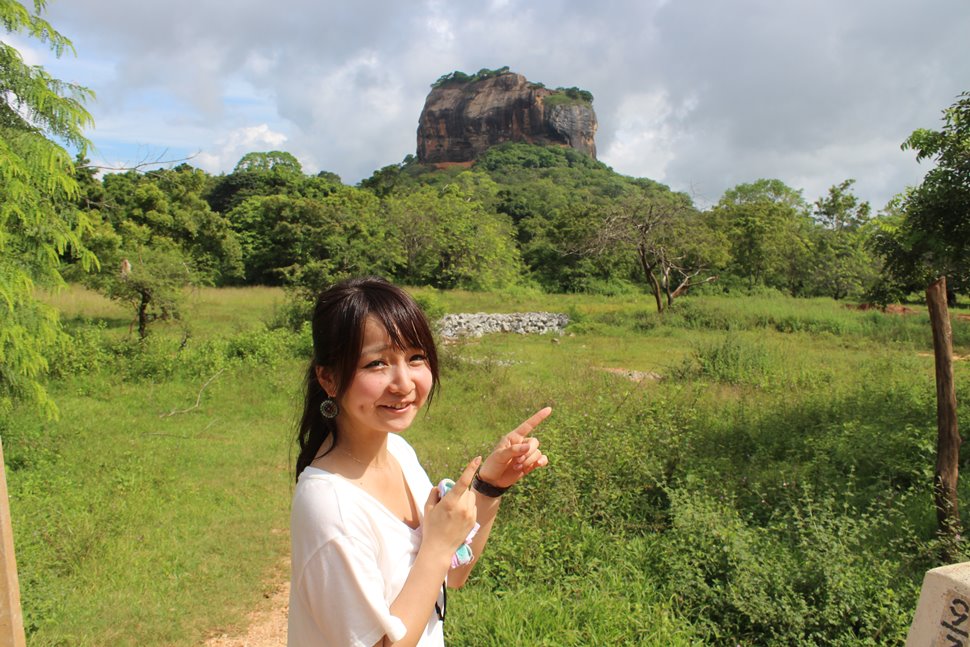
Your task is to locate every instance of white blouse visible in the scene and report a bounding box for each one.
[288,433,445,647]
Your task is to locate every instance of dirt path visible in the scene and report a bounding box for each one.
[204,581,289,647]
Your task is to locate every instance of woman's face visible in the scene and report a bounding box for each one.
[334,317,433,438]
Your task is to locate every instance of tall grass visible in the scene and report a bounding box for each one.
[7,286,970,644]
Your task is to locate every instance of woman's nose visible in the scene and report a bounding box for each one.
[389,361,415,393]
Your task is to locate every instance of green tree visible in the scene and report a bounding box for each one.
[93,241,194,339]
[207,151,308,214]
[358,155,419,198]
[98,166,243,282]
[806,180,879,300]
[73,165,244,337]
[229,186,397,290]
[878,92,970,300]
[813,179,871,231]
[881,91,970,554]
[476,142,632,293]
[0,0,95,416]
[232,150,302,174]
[714,179,812,293]
[384,180,524,290]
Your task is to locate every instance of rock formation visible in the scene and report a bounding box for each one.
[417,71,597,164]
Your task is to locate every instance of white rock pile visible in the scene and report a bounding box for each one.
[438,312,569,338]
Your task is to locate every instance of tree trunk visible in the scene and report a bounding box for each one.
[637,246,664,313]
[0,440,27,647]
[138,290,150,339]
[927,276,961,558]
[647,269,664,313]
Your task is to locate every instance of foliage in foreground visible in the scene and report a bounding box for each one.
[8,288,970,645]
[0,0,95,416]
[457,337,951,645]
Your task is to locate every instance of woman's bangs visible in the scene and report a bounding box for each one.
[373,297,433,353]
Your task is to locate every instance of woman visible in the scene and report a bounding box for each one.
[289,276,551,646]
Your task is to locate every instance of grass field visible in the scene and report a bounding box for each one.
[7,284,970,645]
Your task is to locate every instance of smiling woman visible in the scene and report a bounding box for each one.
[289,276,551,647]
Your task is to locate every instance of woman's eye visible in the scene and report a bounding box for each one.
[364,360,386,368]
[409,354,428,364]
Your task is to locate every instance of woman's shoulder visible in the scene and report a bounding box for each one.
[387,434,433,492]
[387,434,426,475]
[386,432,417,460]
[292,469,367,536]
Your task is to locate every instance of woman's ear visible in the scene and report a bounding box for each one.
[315,365,337,396]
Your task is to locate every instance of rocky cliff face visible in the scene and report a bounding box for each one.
[417,72,597,164]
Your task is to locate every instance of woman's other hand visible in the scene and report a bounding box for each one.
[478,407,551,489]
[421,456,480,556]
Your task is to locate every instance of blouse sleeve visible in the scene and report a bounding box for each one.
[295,534,408,646]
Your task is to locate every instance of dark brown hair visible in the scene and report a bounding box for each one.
[295,276,440,480]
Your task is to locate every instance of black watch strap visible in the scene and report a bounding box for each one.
[472,471,511,498]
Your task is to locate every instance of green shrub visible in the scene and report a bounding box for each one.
[658,487,920,645]
[45,321,309,383]
[225,326,295,364]
[412,290,445,322]
[674,334,778,387]
[47,321,112,378]
[666,299,737,331]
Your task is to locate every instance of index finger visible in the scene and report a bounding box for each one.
[509,406,552,441]
[449,455,482,497]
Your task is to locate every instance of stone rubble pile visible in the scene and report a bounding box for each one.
[438,312,569,338]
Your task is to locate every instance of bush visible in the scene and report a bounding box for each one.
[659,487,920,645]
[47,320,112,378]
[45,322,309,383]
[673,334,779,387]
[411,290,445,322]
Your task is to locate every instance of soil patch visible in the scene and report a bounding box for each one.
[853,303,920,315]
[597,367,663,382]
[204,581,288,647]
[917,352,970,361]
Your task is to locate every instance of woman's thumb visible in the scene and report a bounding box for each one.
[423,485,440,518]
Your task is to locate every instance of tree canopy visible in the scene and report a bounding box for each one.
[0,0,95,416]
[878,92,970,297]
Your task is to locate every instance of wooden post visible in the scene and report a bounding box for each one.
[0,438,26,647]
[927,276,962,556]
[0,437,26,647]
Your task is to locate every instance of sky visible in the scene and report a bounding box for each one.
[13,0,970,209]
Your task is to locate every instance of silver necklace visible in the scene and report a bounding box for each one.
[339,447,391,470]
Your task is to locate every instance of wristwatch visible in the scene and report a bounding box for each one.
[471,471,511,497]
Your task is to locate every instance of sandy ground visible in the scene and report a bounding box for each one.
[203,582,289,647]
[597,366,663,382]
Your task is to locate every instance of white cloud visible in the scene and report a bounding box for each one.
[4,33,45,65]
[195,124,290,174]
[34,0,970,201]
[601,91,697,184]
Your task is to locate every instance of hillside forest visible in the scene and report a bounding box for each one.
[61,138,951,335]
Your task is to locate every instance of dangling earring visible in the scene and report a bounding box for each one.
[320,397,339,419]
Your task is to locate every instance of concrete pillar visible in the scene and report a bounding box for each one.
[908,563,970,646]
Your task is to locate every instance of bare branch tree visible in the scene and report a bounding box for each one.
[78,149,202,173]
[583,185,727,312]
